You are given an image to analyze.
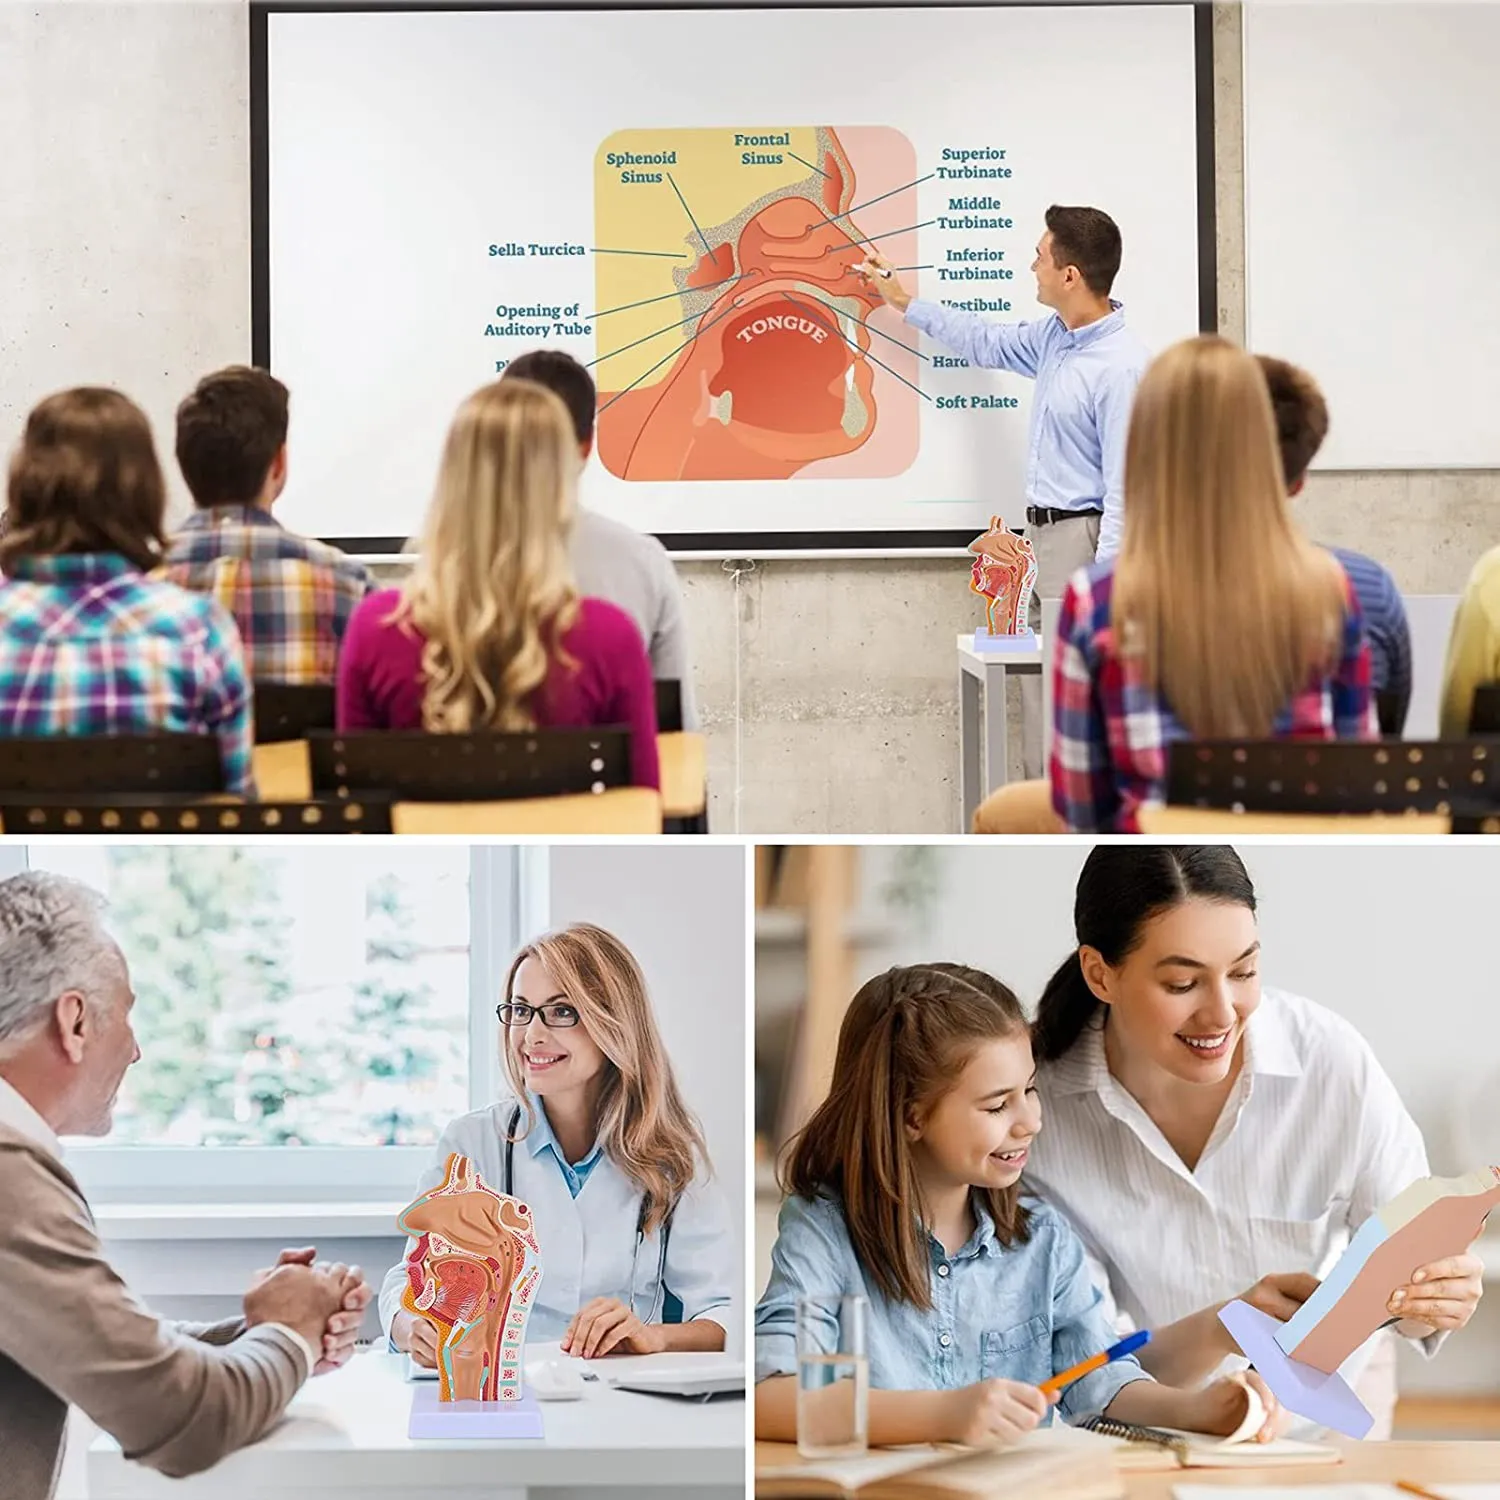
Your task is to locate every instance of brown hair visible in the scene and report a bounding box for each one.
[175,365,290,508]
[503,350,596,447]
[782,964,1032,1309]
[3,388,167,574]
[1112,335,1347,737]
[1045,205,1123,297]
[1256,354,1329,491]
[500,923,707,1235]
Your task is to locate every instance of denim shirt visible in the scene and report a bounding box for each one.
[754,1190,1151,1424]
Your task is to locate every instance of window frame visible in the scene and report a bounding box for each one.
[8,841,549,1206]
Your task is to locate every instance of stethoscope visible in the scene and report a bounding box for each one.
[503,1104,672,1324]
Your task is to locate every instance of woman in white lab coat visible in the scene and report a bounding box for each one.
[380,923,734,1360]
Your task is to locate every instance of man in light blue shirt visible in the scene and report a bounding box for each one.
[861,207,1149,776]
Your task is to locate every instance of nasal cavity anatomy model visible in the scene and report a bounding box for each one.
[1219,1166,1500,1439]
[399,1152,543,1404]
[968,516,1037,636]
[592,126,921,482]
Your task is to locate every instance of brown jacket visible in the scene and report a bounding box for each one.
[0,1123,305,1500]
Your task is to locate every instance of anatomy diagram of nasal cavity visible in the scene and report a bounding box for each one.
[592,125,921,482]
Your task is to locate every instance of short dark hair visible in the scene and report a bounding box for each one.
[2,388,168,574]
[1256,354,1329,489]
[502,350,596,446]
[1044,206,1123,297]
[175,365,290,508]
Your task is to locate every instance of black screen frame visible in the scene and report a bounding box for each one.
[249,0,1217,556]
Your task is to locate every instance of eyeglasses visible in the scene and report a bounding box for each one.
[496,1001,581,1028]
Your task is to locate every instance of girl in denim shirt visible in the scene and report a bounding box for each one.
[755,963,1283,1447]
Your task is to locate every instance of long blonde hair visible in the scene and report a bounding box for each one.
[1111,335,1347,737]
[501,924,708,1234]
[397,379,580,732]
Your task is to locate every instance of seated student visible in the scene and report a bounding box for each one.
[1440,550,1500,737]
[1257,355,1412,734]
[501,350,698,729]
[0,388,254,794]
[161,366,374,683]
[337,379,659,788]
[1050,335,1375,832]
[755,964,1284,1447]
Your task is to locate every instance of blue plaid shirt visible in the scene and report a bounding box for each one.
[159,506,373,685]
[0,553,254,795]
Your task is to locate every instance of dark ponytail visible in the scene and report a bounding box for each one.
[1033,846,1257,1062]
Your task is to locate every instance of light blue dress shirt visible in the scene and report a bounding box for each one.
[755,1190,1151,1424]
[526,1100,605,1199]
[904,299,1150,563]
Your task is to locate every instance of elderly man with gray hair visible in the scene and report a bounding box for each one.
[0,872,372,1500]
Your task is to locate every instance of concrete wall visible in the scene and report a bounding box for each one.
[4,1,1494,833]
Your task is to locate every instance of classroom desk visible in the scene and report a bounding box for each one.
[659,731,707,820]
[253,735,703,821]
[1120,1440,1500,1498]
[1140,808,1453,836]
[89,1345,744,1500]
[756,1439,1500,1499]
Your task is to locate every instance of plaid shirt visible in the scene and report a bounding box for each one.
[1051,561,1376,832]
[158,506,374,684]
[0,553,254,795]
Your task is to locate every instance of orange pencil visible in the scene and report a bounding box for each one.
[1038,1330,1152,1399]
[1395,1482,1448,1500]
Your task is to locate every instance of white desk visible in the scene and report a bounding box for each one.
[88,1345,744,1500]
[955,629,1048,832]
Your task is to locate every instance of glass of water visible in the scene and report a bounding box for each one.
[796,1295,869,1459]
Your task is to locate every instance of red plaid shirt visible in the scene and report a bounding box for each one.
[1050,562,1377,831]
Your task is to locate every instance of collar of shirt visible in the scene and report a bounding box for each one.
[1039,992,1305,1185]
[0,1077,64,1158]
[1057,299,1126,350]
[180,505,283,533]
[525,1098,604,1173]
[2,552,140,587]
[930,1197,1004,1262]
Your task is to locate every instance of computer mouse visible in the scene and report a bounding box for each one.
[528,1360,586,1401]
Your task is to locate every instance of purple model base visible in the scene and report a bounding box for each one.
[972,628,1040,653]
[408,1386,546,1440]
[1218,1299,1373,1440]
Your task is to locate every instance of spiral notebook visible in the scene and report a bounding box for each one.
[1078,1415,1341,1470]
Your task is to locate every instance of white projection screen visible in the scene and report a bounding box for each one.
[253,2,1212,553]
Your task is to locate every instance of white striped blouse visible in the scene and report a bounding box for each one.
[1027,987,1443,1433]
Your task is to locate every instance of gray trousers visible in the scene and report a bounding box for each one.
[1022,511,1102,780]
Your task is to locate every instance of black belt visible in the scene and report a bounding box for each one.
[1025,506,1103,527]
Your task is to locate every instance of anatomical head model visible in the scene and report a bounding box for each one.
[399,1153,542,1403]
[968,517,1038,636]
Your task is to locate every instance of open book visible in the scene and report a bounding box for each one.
[1080,1384,1342,1470]
[755,1426,1124,1500]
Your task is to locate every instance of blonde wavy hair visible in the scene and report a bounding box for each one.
[396,379,581,732]
[1112,335,1347,737]
[501,924,708,1234]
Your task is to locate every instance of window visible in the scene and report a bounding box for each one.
[11,843,545,1204]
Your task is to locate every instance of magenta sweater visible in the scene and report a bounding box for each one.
[335,591,660,789]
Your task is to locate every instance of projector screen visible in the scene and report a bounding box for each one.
[1244,3,1500,470]
[252,2,1211,554]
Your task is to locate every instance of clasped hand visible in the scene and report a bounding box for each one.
[247,1246,372,1376]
